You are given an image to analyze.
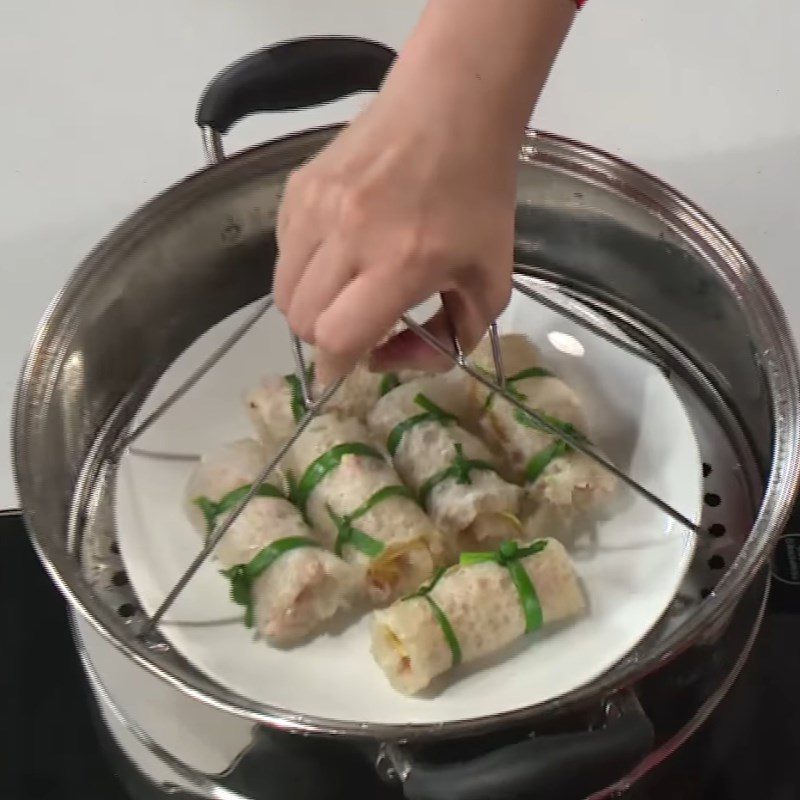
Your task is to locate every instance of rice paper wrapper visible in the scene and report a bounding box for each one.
[368,378,522,546]
[471,334,616,538]
[371,538,585,694]
[185,439,359,645]
[287,413,443,602]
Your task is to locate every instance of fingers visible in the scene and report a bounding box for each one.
[370,289,489,373]
[314,349,357,387]
[285,235,356,345]
[370,261,512,373]
[313,265,441,379]
[273,150,515,381]
[273,215,322,314]
[273,168,332,313]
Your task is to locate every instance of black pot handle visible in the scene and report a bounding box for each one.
[196,36,396,137]
[398,692,654,800]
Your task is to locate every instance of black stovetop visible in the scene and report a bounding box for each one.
[1,511,799,800]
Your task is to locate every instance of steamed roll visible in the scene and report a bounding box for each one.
[470,334,616,538]
[245,373,303,449]
[186,439,359,644]
[371,538,585,694]
[279,412,444,603]
[332,363,421,421]
[246,361,412,447]
[367,377,522,550]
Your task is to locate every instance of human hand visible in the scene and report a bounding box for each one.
[275,85,517,380]
[274,0,575,382]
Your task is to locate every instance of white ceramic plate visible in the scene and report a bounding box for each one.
[116,284,700,725]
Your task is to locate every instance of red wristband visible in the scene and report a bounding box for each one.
[575,0,587,7]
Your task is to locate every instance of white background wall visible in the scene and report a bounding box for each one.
[2,0,799,508]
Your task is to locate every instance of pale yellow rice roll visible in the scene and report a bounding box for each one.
[245,374,297,449]
[282,412,444,603]
[371,538,585,695]
[471,334,616,539]
[185,439,360,645]
[367,377,522,552]
[245,362,417,447]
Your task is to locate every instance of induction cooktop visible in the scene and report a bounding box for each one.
[1,511,798,800]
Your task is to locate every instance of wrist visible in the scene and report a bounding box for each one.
[383,0,574,145]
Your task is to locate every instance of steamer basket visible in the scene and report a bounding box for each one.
[13,37,800,800]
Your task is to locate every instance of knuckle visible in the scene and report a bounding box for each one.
[336,186,370,232]
[394,226,428,273]
[418,233,448,266]
[298,175,323,211]
[286,168,328,215]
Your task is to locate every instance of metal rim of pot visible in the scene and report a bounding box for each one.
[12,37,800,747]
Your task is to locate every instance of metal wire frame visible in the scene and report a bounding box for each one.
[140,374,344,636]
[114,296,274,457]
[400,314,698,532]
[121,284,698,640]
[511,277,669,376]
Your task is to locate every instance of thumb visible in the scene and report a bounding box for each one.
[369,291,488,373]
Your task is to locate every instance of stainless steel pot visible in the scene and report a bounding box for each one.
[12,37,800,800]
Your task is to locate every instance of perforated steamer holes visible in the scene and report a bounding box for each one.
[708,555,726,570]
[118,603,136,619]
[695,456,736,603]
[112,570,128,587]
